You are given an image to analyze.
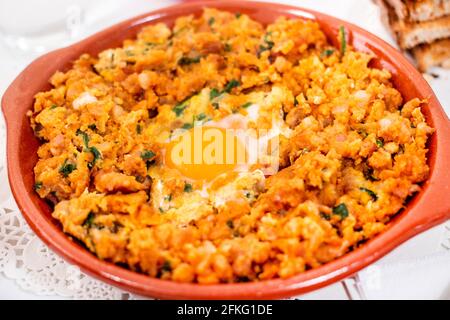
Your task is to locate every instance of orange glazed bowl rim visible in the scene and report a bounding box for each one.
[2,1,450,299]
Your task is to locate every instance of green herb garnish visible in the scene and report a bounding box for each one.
[82,212,95,228]
[141,150,156,161]
[240,102,252,109]
[173,104,187,117]
[257,32,274,56]
[339,26,347,55]
[210,88,221,100]
[263,33,274,49]
[76,129,102,168]
[161,260,172,273]
[136,124,142,134]
[209,80,240,104]
[76,129,90,149]
[376,138,384,148]
[184,183,193,193]
[50,104,58,109]
[59,159,76,178]
[178,56,201,66]
[182,122,194,130]
[235,12,242,18]
[224,43,232,52]
[208,17,215,26]
[34,181,43,191]
[87,147,101,169]
[223,79,240,93]
[332,203,349,219]
[196,113,207,121]
[320,212,331,220]
[360,187,378,201]
[321,49,334,57]
[173,98,191,116]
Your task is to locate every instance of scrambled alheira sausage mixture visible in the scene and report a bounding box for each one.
[30,9,433,283]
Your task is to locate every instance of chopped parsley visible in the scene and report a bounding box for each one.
[320,212,331,220]
[224,43,232,52]
[76,129,89,149]
[172,95,197,117]
[182,122,194,130]
[141,149,156,169]
[209,80,240,108]
[208,17,215,26]
[76,129,102,168]
[240,102,252,109]
[161,260,172,273]
[321,49,334,57]
[257,32,274,56]
[332,203,349,219]
[34,181,43,191]
[210,88,221,100]
[376,138,384,148]
[173,103,187,117]
[184,182,193,193]
[82,212,95,228]
[50,104,58,109]
[178,56,201,66]
[136,124,142,134]
[235,12,242,18]
[339,26,347,55]
[59,159,76,178]
[223,79,240,93]
[196,113,207,121]
[87,147,101,169]
[360,187,378,201]
[141,150,156,161]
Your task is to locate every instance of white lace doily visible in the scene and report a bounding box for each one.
[0,118,141,300]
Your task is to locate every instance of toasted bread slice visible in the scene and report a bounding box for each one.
[377,0,450,49]
[385,0,450,22]
[412,38,450,71]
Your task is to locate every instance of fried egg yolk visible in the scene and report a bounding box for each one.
[164,126,248,181]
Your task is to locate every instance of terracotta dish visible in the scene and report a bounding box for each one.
[2,1,450,299]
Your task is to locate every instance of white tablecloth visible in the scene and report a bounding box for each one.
[0,0,449,300]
